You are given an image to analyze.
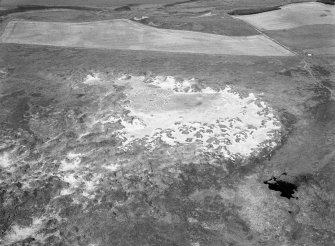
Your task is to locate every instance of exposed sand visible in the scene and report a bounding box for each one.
[0,19,294,56]
[112,75,282,159]
[235,2,335,30]
[0,152,11,168]
[3,217,43,244]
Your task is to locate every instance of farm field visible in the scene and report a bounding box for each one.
[0,0,183,7]
[234,2,335,55]
[234,2,335,30]
[0,0,309,8]
[0,1,335,246]
[266,25,335,54]
[0,19,293,56]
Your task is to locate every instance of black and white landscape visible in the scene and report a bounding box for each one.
[0,0,334,245]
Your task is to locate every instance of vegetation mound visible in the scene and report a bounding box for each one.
[228,6,281,16]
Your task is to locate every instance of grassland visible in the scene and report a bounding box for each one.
[266,24,335,54]
[1,41,334,245]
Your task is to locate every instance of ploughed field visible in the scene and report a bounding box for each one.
[0,1,335,246]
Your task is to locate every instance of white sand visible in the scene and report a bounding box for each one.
[115,75,281,159]
[83,73,101,85]
[235,2,335,31]
[0,152,11,168]
[59,157,81,171]
[0,19,293,56]
[4,217,43,244]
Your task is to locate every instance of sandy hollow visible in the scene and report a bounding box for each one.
[111,75,282,159]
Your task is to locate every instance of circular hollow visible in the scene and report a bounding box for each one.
[114,75,282,159]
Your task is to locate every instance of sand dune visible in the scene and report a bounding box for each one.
[235,2,335,31]
[0,19,294,56]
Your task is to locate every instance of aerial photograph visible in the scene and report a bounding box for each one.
[0,0,334,245]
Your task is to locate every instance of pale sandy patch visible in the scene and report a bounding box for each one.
[62,173,78,188]
[115,75,281,159]
[0,19,293,56]
[4,217,43,244]
[0,152,11,168]
[198,12,214,17]
[235,2,335,31]
[83,73,101,84]
[59,155,81,171]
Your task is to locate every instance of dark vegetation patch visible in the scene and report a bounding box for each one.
[295,173,314,185]
[30,92,42,97]
[305,84,332,106]
[177,163,229,194]
[311,100,335,124]
[228,6,281,16]
[311,65,331,78]
[0,176,65,236]
[305,83,333,123]
[277,67,309,77]
[321,79,334,89]
[317,0,335,5]
[113,5,132,11]
[132,15,259,36]
[279,111,297,137]
[163,0,200,8]
[0,4,100,16]
[10,97,30,130]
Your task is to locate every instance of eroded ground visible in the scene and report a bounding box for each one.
[0,1,335,246]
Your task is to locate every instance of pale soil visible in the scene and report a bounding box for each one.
[0,19,294,56]
[235,2,335,30]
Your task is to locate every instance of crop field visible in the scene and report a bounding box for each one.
[0,0,184,7]
[235,2,335,30]
[266,24,335,54]
[234,2,335,55]
[0,0,309,8]
[0,19,294,56]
